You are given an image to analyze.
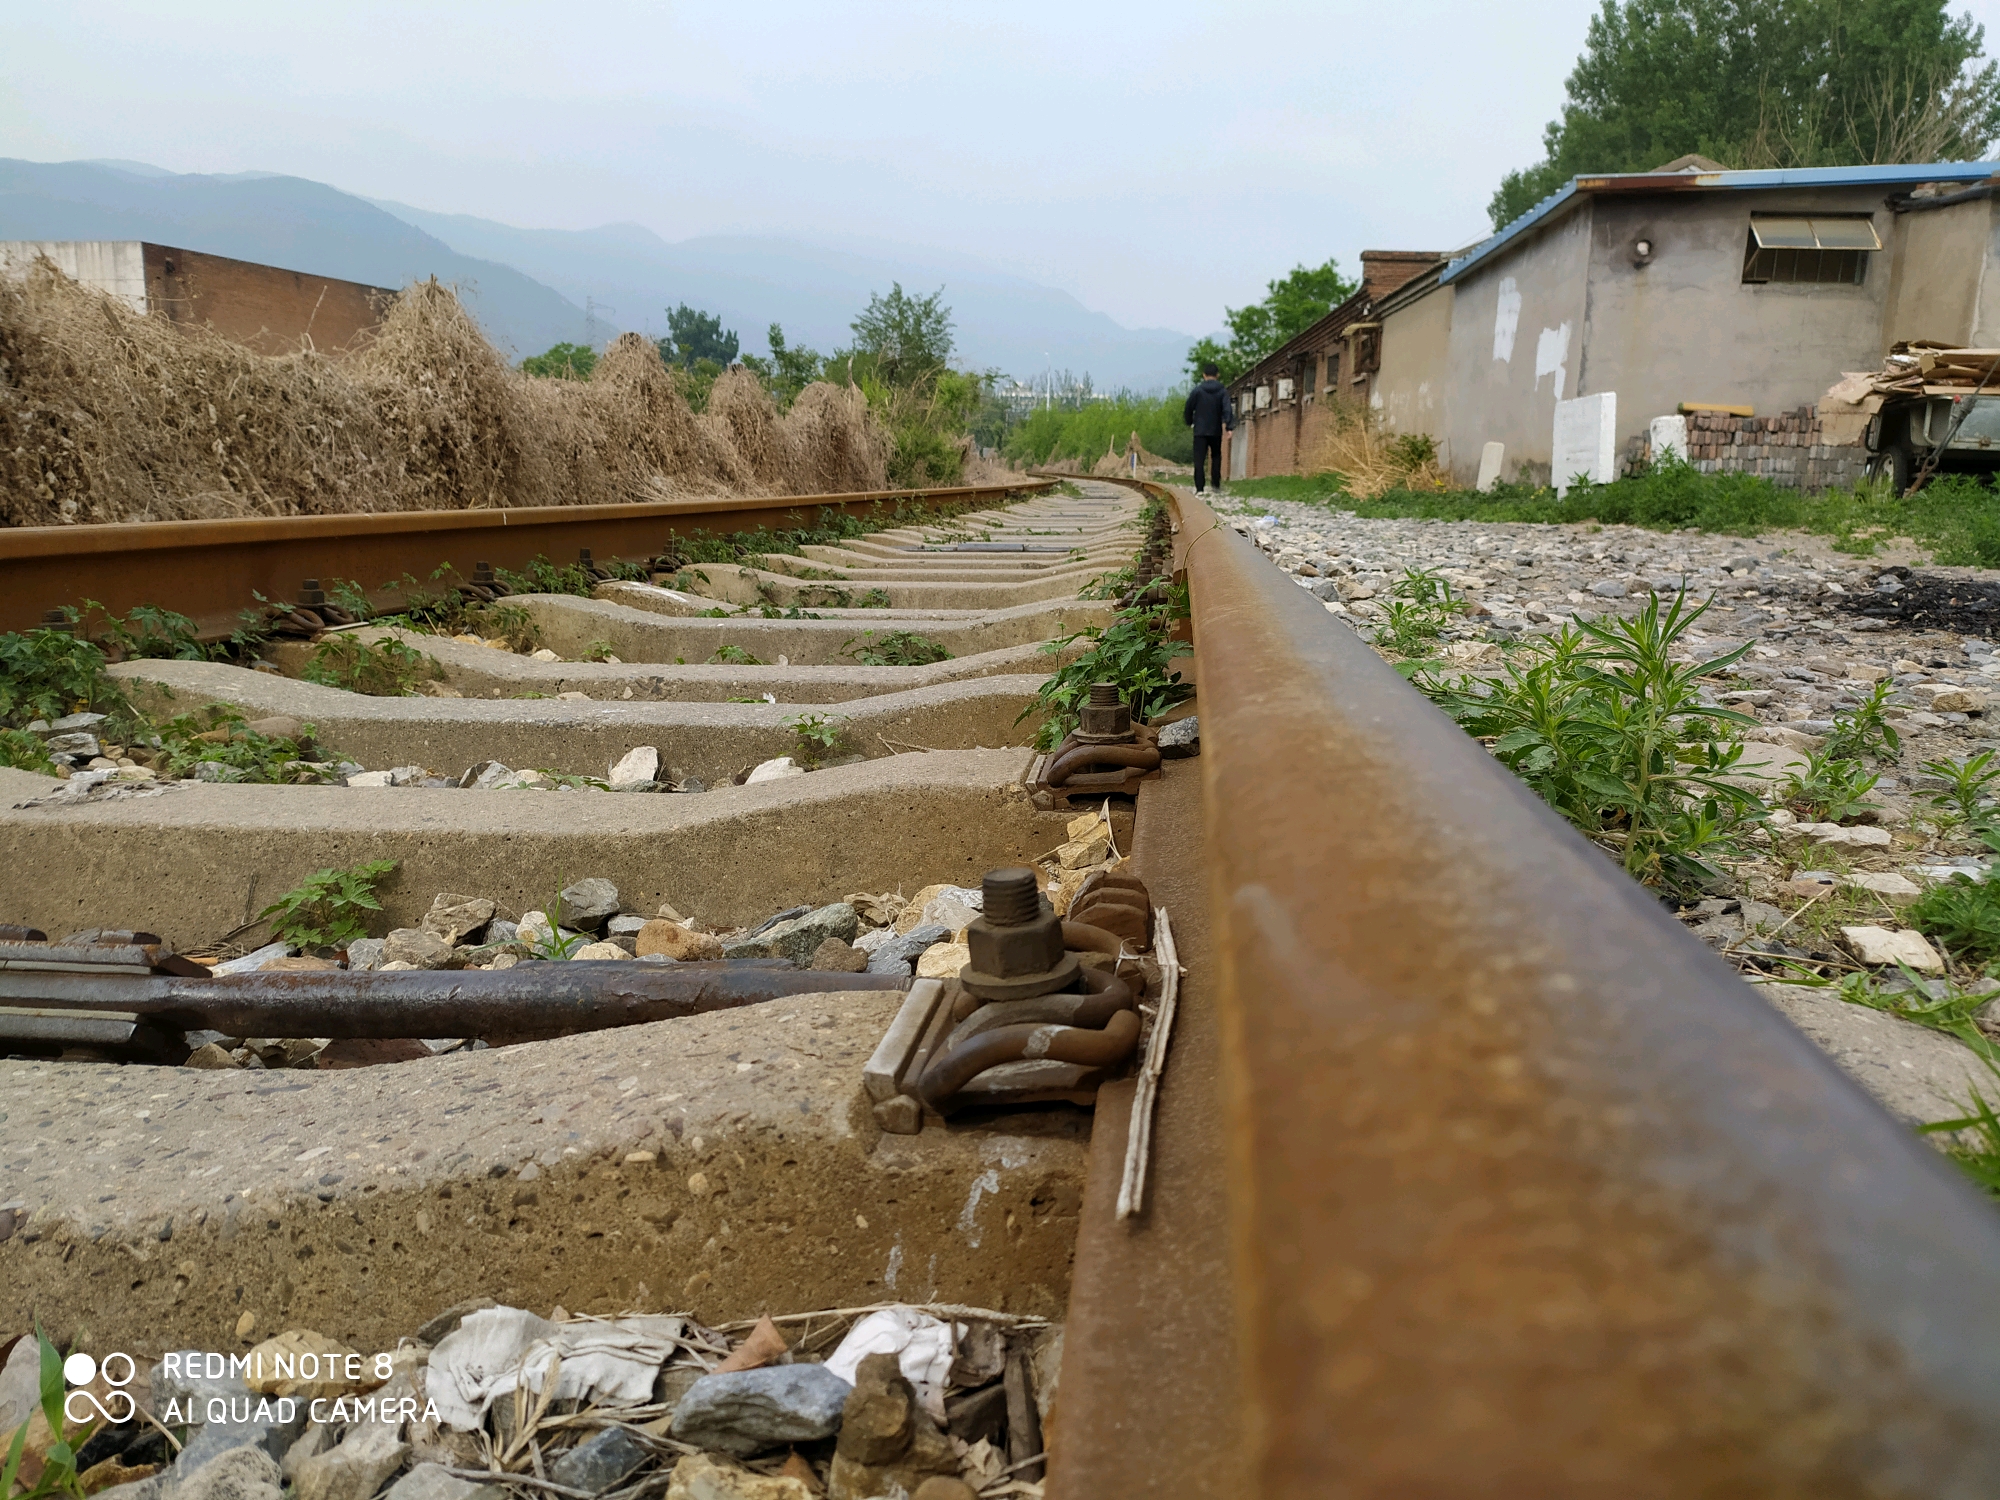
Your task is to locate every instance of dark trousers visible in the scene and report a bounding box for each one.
[1193,433,1224,490]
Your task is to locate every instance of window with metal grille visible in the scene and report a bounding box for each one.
[1741,215,1880,284]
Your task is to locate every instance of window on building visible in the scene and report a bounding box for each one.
[1741,215,1880,285]
[1324,351,1341,391]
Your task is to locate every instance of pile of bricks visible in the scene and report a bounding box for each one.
[1680,405,1867,490]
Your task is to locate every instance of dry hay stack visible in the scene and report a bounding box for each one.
[0,264,889,527]
[1304,399,1449,498]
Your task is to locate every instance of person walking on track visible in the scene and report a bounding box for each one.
[1183,362,1234,494]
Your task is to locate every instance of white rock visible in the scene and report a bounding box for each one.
[1809,824,1893,848]
[211,941,295,975]
[345,770,394,788]
[422,894,495,943]
[1839,872,1923,903]
[1920,685,1986,712]
[608,746,660,785]
[1841,926,1944,972]
[745,757,806,784]
[517,911,580,952]
[916,942,969,979]
[531,648,560,662]
[570,941,633,961]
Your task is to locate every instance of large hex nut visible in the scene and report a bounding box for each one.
[967,905,1065,977]
[1077,699,1133,740]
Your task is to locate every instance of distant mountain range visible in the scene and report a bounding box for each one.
[0,158,1196,388]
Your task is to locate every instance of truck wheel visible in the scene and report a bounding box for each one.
[1867,444,1914,494]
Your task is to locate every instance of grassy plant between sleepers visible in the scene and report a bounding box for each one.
[1223,458,2000,563]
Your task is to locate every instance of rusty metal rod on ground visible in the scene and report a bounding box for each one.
[1090,476,2000,1493]
[0,962,905,1039]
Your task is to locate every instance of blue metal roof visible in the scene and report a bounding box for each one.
[1439,160,1999,287]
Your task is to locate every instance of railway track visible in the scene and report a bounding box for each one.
[4,474,2000,1495]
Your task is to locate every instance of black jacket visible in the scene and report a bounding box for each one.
[1183,378,1235,437]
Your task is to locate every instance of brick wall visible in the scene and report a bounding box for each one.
[1668,405,1868,490]
[142,244,392,358]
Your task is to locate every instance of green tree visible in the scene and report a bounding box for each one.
[847,283,954,387]
[1185,260,1357,383]
[521,342,597,380]
[658,304,740,369]
[1490,0,2000,229]
[741,322,825,410]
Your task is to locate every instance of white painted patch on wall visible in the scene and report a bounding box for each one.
[1492,277,1522,362]
[885,1236,904,1289]
[958,1168,1001,1247]
[1534,322,1572,401]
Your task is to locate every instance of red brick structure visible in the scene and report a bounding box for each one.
[1224,251,1443,480]
[0,240,394,357]
[1651,407,1869,489]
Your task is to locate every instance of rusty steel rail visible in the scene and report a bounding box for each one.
[1064,476,2000,1494]
[0,479,1054,638]
[0,961,904,1040]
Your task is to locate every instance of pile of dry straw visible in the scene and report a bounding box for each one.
[0,265,889,527]
[1305,399,1450,498]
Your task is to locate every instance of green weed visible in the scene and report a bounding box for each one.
[1418,591,1761,894]
[710,644,763,665]
[1782,750,1879,822]
[786,711,850,767]
[69,600,208,661]
[581,639,618,663]
[1023,605,1191,751]
[841,630,952,666]
[1374,568,1462,659]
[1923,750,2000,824]
[1909,875,2000,966]
[259,858,399,948]
[498,556,599,596]
[480,604,541,653]
[303,635,442,696]
[1080,566,1135,601]
[0,624,126,726]
[0,729,56,774]
[1919,1064,2000,1198]
[2,1327,94,1500]
[1823,681,1902,762]
[1225,457,2000,566]
[154,705,331,784]
[525,886,590,960]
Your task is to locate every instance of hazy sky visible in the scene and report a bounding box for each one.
[7,0,2000,337]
